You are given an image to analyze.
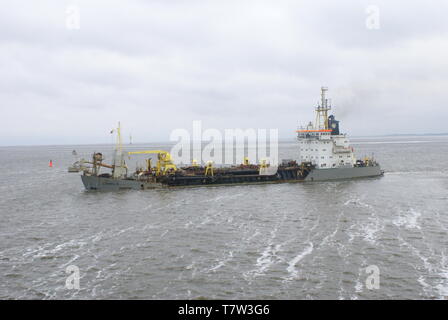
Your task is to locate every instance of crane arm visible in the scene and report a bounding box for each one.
[127,150,177,175]
[84,161,115,169]
[128,150,168,155]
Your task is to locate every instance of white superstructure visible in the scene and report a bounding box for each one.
[297,87,356,169]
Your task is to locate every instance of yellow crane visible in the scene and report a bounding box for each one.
[127,150,177,176]
[205,161,214,176]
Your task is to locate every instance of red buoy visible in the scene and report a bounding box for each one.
[49,160,53,167]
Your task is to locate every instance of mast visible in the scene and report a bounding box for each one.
[112,121,126,178]
[116,121,122,155]
[315,87,331,130]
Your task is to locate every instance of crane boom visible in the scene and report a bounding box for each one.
[127,150,177,175]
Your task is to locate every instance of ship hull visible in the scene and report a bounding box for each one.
[305,165,383,181]
[81,175,160,191]
[81,165,383,190]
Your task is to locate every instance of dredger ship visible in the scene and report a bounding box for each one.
[72,87,383,191]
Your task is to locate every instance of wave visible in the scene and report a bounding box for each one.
[393,209,421,230]
[286,242,314,279]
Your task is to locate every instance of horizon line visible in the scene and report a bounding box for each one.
[1,132,447,148]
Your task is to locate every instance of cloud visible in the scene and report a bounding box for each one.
[0,0,447,145]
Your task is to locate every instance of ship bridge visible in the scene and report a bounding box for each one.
[296,87,355,169]
[296,129,332,140]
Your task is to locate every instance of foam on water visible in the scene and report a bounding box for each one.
[285,242,314,280]
[208,251,234,272]
[393,209,422,230]
[253,231,280,275]
[435,253,448,299]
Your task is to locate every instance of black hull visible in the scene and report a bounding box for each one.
[160,167,310,187]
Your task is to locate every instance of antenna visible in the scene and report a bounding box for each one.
[321,86,328,109]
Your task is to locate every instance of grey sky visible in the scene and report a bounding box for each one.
[1,0,447,146]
